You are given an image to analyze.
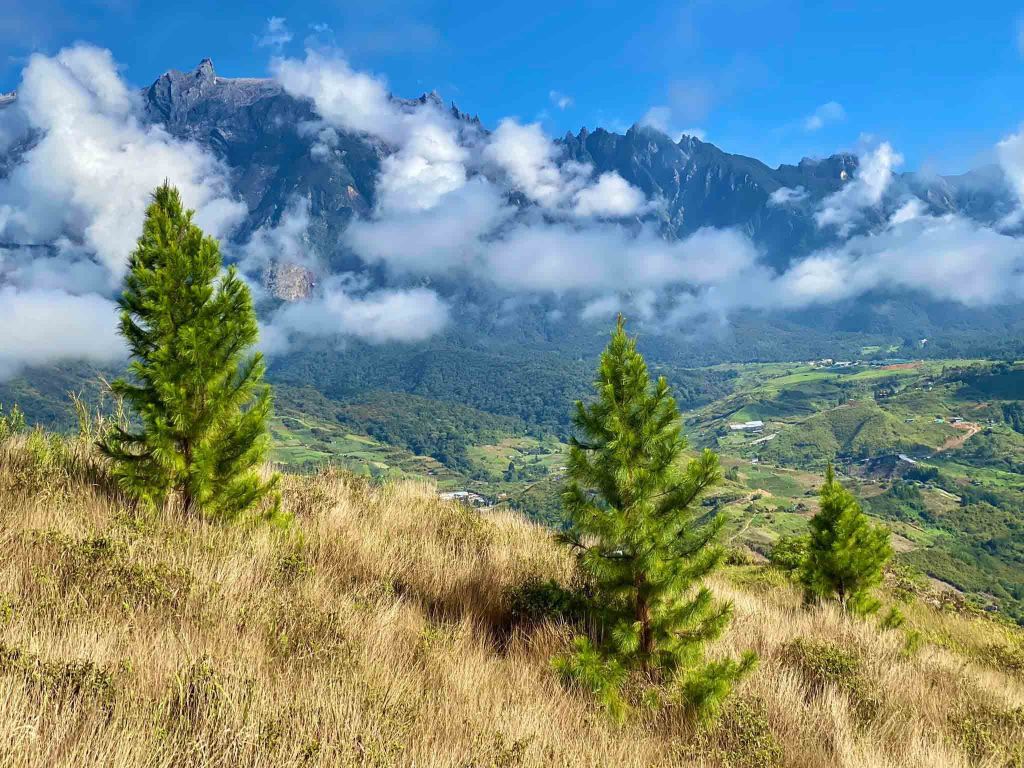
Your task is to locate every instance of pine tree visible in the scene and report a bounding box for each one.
[100,183,277,520]
[556,316,755,719]
[801,464,892,614]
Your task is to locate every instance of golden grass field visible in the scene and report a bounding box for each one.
[0,429,1022,767]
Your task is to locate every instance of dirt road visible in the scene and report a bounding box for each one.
[937,421,982,452]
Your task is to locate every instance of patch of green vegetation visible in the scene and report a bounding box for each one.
[758,401,909,467]
[781,638,879,721]
[0,643,118,712]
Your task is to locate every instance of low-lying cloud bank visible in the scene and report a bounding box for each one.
[3,42,1024,379]
[276,49,1024,322]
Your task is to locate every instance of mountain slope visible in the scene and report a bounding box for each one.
[130,60,1018,271]
[2,432,1023,767]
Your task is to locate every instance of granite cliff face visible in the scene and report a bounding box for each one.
[140,59,380,258]
[122,60,1017,275]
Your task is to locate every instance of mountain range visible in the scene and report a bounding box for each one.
[127,59,1020,273]
[2,57,1024,430]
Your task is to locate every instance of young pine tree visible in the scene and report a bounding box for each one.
[556,316,755,720]
[801,465,892,614]
[100,183,277,520]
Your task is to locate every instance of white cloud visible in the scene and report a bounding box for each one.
[483,224,759,294]
[275,49,1024,325]
[272,51,404,144]
[265,277,449,349]
[239,197,319,277]
[640,106,672,132]
[482,119,588,208]
[815,142,901,235]
[639,106,705,142]
[573,172,649,218]
[257,17,292,49]
[275,50,474,214]
[0,45,244,283]
[768,186,808,206]
[376,113,469,212]
[803,101,845,132]
[777,212,1024,308]
[7,42,1024,369]
[346,177,512,274]
[241,198,451,349]
[996,125,1024,226]
[0,45,246,375]
[0,286,122,380]
[889,198,926,225]
[549,90,573,110]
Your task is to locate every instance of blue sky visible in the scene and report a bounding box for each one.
[4,0,1024,173]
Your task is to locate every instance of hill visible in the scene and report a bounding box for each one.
[5,357,1023,622]
[682,360,1024,624]
[1,431,1023,767]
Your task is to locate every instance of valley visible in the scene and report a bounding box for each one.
[4,353,1020,622]
[249,356,1024,623]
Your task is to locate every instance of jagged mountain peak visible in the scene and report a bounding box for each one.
[121,59,1017,270]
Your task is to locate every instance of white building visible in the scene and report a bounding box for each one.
[729,420,765,432]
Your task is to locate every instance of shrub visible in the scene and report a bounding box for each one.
[781,638,879,721]
[0,643,118,712]
[768,535,808,573]
[505,576,586,629]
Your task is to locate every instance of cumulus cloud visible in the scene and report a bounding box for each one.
[483,224,759,294]
[995,126,1024,226]
[7,41,1024,372]
[573,172,649,218]
[275,48,1024,326]
[274,51,476,215]
[639,106,705,141]
[482,119,587,208]
[768,186,808,206]
[549,90,573,110]
[346,178,512,274]
[272,51,405,144]
[815,142,901,235]
[803,101,845,132]
[777,212,1024,307]
[243,198,451,350]
[264,278,450,351]
[0,46,450,375]
[0,45,244,283]
[256,17,292,49]
[0,286,122,380]
[239,197,320,278]
[376,113,469,212]
[0,45,247,376]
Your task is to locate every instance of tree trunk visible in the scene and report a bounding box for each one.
[635,575,653,671]
[179,438,194,516]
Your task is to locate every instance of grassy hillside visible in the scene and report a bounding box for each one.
[2,433,1023,767]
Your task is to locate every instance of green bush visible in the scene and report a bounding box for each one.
[781,639,878,721]
[0,642,118,712]
[768,535,808,573]
[505,576,586,628]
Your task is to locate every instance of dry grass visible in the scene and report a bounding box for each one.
[0,431,1022,767]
